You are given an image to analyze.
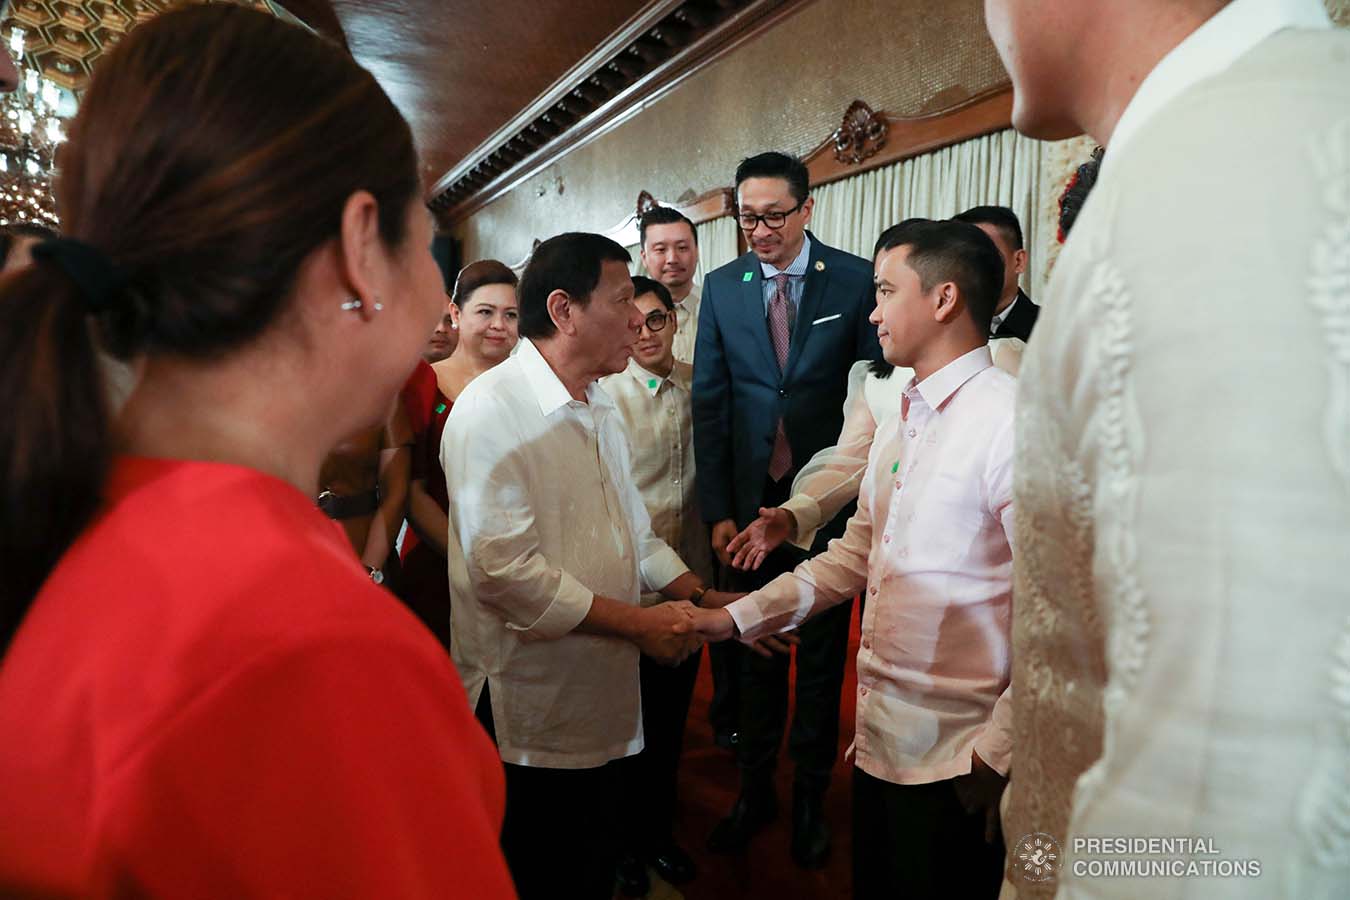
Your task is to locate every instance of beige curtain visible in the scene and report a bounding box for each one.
[692,215,740,282]
[625,129,1067,290]
[809,128,1054,294]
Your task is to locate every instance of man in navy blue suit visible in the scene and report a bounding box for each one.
[692,152,882,868]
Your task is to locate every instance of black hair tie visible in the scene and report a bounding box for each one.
[30,238,127,314]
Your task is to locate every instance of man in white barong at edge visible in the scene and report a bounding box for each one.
[982,0,1350,897]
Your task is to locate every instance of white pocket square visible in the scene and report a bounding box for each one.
[811,313,842,325]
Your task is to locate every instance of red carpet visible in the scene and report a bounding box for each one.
[671,601,860,900]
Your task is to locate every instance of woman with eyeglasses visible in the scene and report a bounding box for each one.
[0,7,514,896]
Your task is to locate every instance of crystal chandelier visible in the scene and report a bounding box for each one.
[0,24,73,229]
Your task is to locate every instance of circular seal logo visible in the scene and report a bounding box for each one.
[1014,832,1062,883]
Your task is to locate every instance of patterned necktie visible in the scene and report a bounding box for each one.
[767,273,793,481]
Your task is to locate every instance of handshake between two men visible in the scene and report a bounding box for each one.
[625,506,809,667]
[614,503,810,667]
[636,581,799,666]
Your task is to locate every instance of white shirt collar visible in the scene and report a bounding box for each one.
[760,233,813,278]
[1106,0,1331,171]
[990,294,1018,331]
[515,336,614,417]
[903,345,994,413]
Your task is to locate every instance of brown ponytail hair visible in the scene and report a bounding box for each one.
[0,4,419,649]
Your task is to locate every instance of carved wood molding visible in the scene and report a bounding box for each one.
[603,187,736,248]
[432,0,818,226]
[832,100,888,166]
[636,190,660,220]
[507,238,544,273]
[507,186,735,270]
[804,87,1013,189]
[499,88,1012,270]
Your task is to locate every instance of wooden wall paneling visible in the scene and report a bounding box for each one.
[601,187,737,247]
[506,186,735,269]
[326,0,654,190]
[803,87,1012,188]
[431,0,818,224]
[497,86,1012,269]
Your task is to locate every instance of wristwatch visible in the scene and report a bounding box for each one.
[689,585,710,606]
[366,566,385,586]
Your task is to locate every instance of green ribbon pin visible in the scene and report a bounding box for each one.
[434,402,447,415]
[742,271,753,282]
[891,461,899,474]
[648,378,658,389]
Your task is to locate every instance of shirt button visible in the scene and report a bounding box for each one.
[908,428,917,438]
[894,480,902,490]
[859,687,869,697]
[869,586,878,596]
[861,637,871,650]
[882,534,891,544]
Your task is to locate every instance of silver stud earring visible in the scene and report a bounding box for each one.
[373,299,384,312]
[340,298,362,311]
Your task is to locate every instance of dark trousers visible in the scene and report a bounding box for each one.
[501,760,624,900]
[477,684,619,898]
[707,564,743,737]
[624,646,702,854]
[852,767,1005,899]
[731,476,853,798]
[707,640,743,739]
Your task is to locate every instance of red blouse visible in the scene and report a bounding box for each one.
[0,458,515,898]
[401,359,452,514]
[398,362,453,648]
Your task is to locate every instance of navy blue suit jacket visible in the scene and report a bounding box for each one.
[692,232,883,534]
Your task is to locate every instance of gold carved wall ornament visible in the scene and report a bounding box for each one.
[831,100,888,166]
[636,189,658,221]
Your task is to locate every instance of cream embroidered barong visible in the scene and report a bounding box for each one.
[1006,6,1350,899]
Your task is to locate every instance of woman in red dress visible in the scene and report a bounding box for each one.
[400,260,519,647]
[0,7,515,898]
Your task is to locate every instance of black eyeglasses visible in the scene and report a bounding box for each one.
[737,202,803,232]
[641,310,673,333]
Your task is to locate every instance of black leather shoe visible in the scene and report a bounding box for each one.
[706,788,777,853]
[615,852,650,897]
[647,841,697,885]
[790,791,830,869]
